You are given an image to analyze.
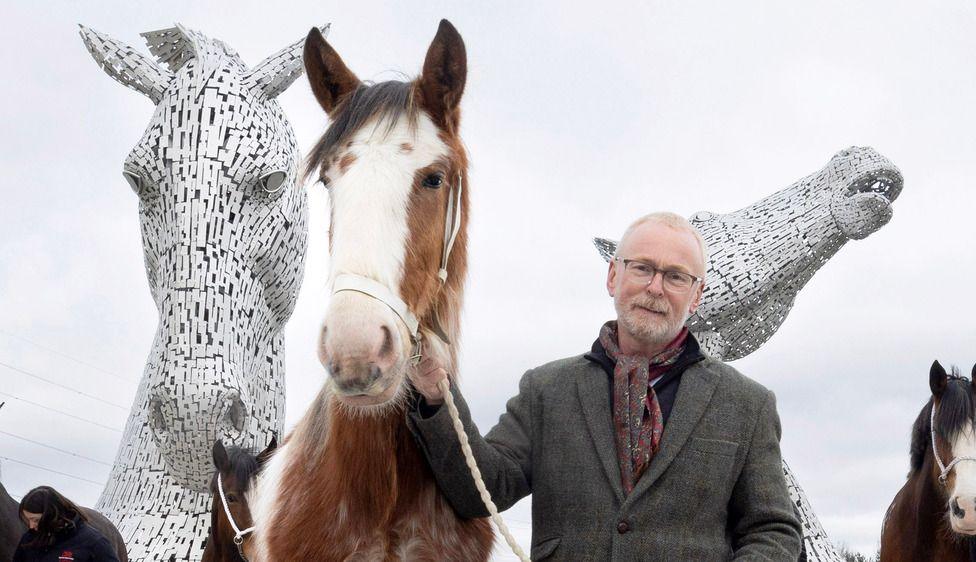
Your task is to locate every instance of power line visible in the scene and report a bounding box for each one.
[0,360,129,410]
[0,328,135,384]
[0,430,112,467]
[0,455,104,487]
[0,391,122,433]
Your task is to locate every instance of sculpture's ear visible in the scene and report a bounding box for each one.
[303,26,360,115]
[78,25,173,103]
[245,24,330,99]
[417,19,467,133]
[931,360,948,398]
[212,440,230,472]
[256,433,278,467]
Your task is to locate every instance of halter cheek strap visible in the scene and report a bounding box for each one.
[930,404,976,485]
[332,174,464,353]
[217,473,255,560]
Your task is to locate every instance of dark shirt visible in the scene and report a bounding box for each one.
[583,331,706,425]
[13,519,119,562]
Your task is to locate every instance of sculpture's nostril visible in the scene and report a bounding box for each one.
[149,396,167,435]
[223,393,246,433]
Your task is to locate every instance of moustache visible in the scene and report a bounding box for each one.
[631,298,670,315]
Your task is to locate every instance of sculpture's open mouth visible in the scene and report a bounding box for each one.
[846,171,903,203]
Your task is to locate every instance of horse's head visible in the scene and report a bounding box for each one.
[924,360,976,535]
[821,146,904,240]
[80,24,313,489]
[204,437,276,562]
[303,20,469,410]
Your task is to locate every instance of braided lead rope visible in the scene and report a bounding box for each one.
[930,404,976,485]
[217,473,255,559]
[438,378,530,562]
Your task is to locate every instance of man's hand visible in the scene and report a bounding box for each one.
[410,356,449,406]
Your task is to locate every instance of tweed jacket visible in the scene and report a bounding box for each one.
[407,353,801,561]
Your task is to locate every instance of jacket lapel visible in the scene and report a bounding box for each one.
[624,362,720,504]
[576,363,625,503]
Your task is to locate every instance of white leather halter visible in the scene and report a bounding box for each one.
[930,403,976,485]
[331,174,464,349]
[217,472,255,560]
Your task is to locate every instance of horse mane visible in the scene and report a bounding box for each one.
[303,81,419,181]
[209,445,261,493]
[911,366,972,474]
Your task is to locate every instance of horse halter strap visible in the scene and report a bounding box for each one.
[930,403,976,485]
[217,473,255,559]
[332,174,464,349]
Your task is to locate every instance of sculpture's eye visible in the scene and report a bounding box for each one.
[422,173,444,189]
[122,170,143,195]
[259,170,288,194]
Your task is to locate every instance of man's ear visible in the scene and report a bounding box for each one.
[606,261,618,297]
[689,282,704,314]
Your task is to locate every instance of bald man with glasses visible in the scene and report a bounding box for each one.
[408,212,801,561]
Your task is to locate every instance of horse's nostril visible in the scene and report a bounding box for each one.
[328,360,341,378]
[379,325,394,358]
[952,497,966,518]
[369,365,382,385]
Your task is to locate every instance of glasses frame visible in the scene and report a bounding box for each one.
[614,256,703,293]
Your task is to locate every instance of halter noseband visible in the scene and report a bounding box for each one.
[217,472,255,560]
[331,173,464,355]
[930,403,976,486]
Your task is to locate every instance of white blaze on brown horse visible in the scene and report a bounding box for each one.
[881,361,976,562]
[249,20,493,561]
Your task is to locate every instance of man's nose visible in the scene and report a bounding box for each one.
[644,271,666,295]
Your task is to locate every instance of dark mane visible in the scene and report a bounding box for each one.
[304,80,419,181]
[911,366,973,474]
[209,445,260,493]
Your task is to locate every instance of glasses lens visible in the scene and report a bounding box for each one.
[662,271,693,291]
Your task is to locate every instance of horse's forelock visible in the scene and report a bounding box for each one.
[303,81,419,183]
[935,374,976,444]
[210,446,261,494]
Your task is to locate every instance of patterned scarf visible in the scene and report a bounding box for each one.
[600,321,688,495]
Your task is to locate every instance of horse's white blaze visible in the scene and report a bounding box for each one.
[327,113,449,290]
[950,426,976,531]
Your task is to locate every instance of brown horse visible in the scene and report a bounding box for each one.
[881,361,976,561]
[0,480,128,561]
[249,20,494,561]
[203,438,276,562]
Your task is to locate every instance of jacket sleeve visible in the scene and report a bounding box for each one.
[729,390,803,561]
[90,534,122,562]
[405,371,535,519]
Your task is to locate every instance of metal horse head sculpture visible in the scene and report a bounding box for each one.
[80,23,318,558]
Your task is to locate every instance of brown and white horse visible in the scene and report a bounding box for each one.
[250,20,494,561]
[881,361,976,562]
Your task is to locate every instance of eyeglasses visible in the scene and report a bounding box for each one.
[615,257,702,293]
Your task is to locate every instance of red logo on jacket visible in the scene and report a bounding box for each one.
[59,551,74,561]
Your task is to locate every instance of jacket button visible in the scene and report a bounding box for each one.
[617,521,630,534]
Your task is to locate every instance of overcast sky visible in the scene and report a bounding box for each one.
[1,1,975,558]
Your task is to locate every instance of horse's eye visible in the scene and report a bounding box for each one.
[422,174,444,189]
[226,493,239,502]
[122,170,143,195]
[259,170,288,194]
[318,175,331,190]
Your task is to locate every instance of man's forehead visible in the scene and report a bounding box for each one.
[619,223,704,272]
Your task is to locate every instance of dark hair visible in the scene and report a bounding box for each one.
[18,486,88,547]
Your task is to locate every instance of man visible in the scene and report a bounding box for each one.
[407,212,802,561]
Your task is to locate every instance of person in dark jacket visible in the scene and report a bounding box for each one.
[13,486,119,562]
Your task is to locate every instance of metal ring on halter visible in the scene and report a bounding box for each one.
[930,403,976,486]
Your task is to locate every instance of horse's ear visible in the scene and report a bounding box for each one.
[256,434,278,467]
[78,25,173,104]
[303,26,360,115]
[244,24,330,100]
[417,19,467,133]
[931,360,948,397]
[212,440,229,471]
